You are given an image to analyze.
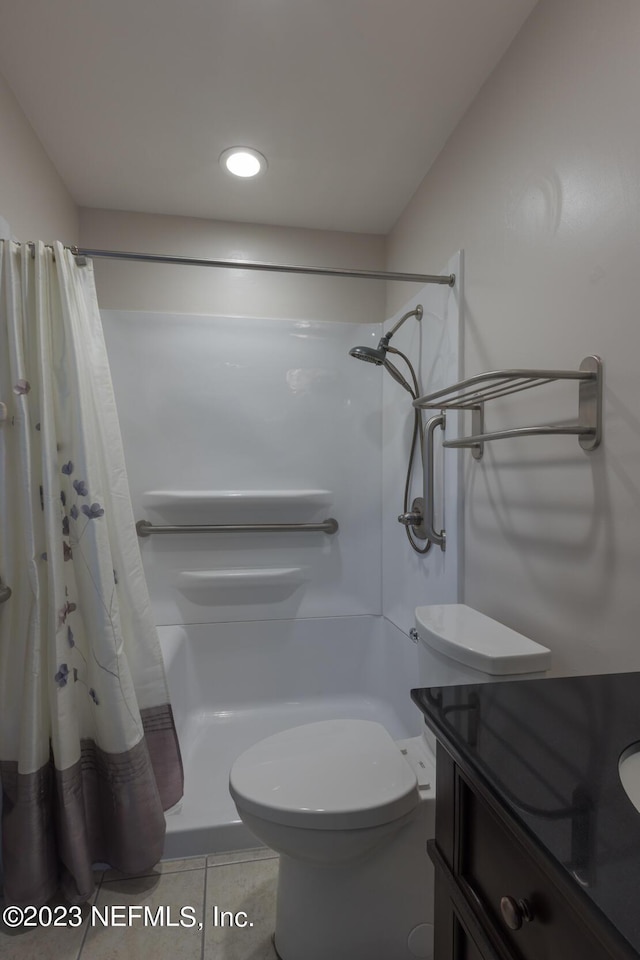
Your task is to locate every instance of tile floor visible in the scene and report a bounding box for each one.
[0,849,279,960]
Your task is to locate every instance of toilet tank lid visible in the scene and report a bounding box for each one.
[414,604,551,676]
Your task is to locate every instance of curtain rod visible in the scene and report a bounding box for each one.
[67,246,455,285]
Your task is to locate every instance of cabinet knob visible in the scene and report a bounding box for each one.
[500,896,534,931]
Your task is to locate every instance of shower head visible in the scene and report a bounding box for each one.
[349,341,414,395]
[347,302,423,394]
[348,344,387,365]
[348,304,423,366]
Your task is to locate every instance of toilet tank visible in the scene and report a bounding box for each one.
[414,604,551,687]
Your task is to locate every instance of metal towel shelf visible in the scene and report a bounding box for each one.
[136,518,339,537]
[413,356,602,460]
[417,357,602,551]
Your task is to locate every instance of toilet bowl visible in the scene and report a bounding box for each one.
[230,718,436,960]
[229,604,552,960]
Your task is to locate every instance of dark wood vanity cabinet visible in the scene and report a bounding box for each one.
[430,744,636,960]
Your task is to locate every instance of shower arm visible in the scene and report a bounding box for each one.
[381,303,424,344]
[377,306,423,398]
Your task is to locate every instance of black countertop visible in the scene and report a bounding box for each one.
[411,673,640,959]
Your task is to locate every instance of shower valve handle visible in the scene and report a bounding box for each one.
[396,497,428,541]
[397,511,422,527]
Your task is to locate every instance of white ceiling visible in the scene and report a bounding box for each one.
[0,0,538,235]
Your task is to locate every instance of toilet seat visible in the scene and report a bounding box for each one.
[229,719,418,830]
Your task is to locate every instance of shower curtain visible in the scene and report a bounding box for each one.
[0,240,183,907]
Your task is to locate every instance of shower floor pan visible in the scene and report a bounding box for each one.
[159,616,421,859]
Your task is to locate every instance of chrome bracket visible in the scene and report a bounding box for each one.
[471,404,484,461]
[578,355,602,451]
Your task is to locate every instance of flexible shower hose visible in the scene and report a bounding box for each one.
[386,346,431,555]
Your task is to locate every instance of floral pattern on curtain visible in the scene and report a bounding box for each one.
[0,240,183,907]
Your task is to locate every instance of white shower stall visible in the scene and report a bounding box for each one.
[100,252,462,856]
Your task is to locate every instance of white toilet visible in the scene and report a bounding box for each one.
[229,604,551,960]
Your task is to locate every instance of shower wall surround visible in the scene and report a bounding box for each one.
[101,255,460,638]
[101,312,383,623]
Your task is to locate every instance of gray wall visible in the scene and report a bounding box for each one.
[79,208,386,325]
[0,71,77,243]
[387,0,640,675]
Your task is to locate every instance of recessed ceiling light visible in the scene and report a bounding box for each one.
[219,147,267,179]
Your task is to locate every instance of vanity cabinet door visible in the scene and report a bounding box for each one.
[452,910,489,960]
[457,931,486,960]
[430,744,632,960]
[460,779,605,960]
[430,841,507,960]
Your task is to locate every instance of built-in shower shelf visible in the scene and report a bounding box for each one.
[176,568,308,589]
[142,489,333,510]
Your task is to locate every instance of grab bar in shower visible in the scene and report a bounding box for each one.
[136,518,339,537]
[423,414,446,551]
